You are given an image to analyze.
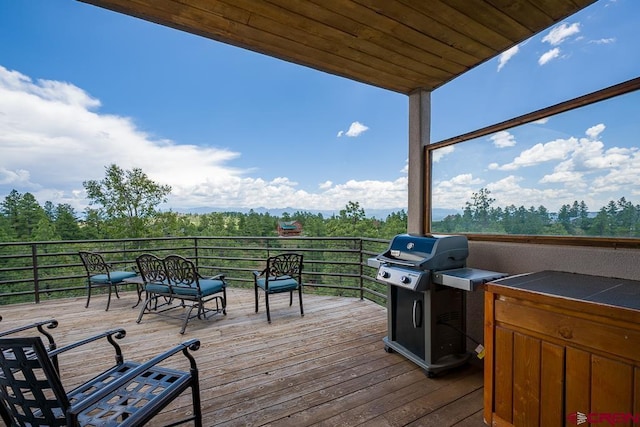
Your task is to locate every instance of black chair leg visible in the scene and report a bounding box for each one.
[265,293,271,323]
[85,282,92,308]
[105,284,112,311]
[222,288,227,315]
[192,374,203,427]
[254,285,259,313]
[299,287,304,317]
[289,291,293,306]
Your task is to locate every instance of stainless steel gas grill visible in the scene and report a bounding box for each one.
[369,233,506,377]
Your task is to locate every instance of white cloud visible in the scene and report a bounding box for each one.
[589,38,616,45]
[586,123,605,139]
[450,174,482,186]
[542,23,581,46]
[0,66,406,212]
[337,121,369,138]
[497,45,519,71]
[533,118,549,125]
[539,48,561,65]
[537,22,580,66]
[432,174,483,209]
[432,146,455,163]
[0,168,31,186]
[492,137,579,171]
[319,180,333,190]
[490,130,516,148]
[539,170,585,185]
[486,175,576,208]
[590,150,640,194]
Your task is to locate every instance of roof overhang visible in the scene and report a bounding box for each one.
[78,0,596,94]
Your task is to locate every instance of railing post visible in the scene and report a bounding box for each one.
[359,238,364,300]
[32,244,40,304]
[194,237,199,268]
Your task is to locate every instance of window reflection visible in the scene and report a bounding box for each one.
[430,90,640,238]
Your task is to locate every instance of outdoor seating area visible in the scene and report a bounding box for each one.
[0,288,483,426]
[134,253,228,334]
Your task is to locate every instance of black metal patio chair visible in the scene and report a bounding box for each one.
[0,319,60,426]
[79,251,137,311]
[136,254,227,334]
[253,253,304,323]
[0,328,202,426]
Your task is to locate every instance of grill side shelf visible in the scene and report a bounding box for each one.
[432,268,508,291]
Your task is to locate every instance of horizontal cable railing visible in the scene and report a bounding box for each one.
[0,236,390,306]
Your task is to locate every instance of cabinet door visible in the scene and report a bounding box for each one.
[492,329,565,427]
[392,286,425,359]
[566,348,635,422]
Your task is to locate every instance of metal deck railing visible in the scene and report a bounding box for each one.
[0,236,390,306]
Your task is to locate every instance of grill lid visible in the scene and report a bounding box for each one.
[377,234,469,271]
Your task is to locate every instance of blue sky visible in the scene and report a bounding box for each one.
[0,0,638,216]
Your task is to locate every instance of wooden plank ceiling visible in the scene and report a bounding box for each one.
[79,0,596,94]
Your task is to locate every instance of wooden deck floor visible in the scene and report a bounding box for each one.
[0,288,485,426]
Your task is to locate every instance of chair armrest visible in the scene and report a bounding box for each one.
[69,339,201,415]
[253,269,265,278]
[48,328,127,365]
[0,319,58,349]
[197,270,225,280]
[0,319,58,337]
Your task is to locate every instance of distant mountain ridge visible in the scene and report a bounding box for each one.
[168,206,461,221]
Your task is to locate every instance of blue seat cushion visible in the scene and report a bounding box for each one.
[171,279,225,297]
[90,271,137,284]
[256,276,300,293]
[145,282,171,294]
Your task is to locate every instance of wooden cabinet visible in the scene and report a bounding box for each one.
[483,271,640,426]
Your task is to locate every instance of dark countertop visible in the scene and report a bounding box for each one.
[491,270,640,311]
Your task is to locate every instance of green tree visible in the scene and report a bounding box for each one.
[32,217,60,241]
[0,191,46,240]
[587,207,612,236]
[381,210,407,238]
[292,211,326,237]
[83,164,171,238]
[467,188,494,226]
[327,201,368,237]
[54,204,82,240]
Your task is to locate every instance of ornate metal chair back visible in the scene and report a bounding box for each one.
[79,251,110,277]
[136,253,167,284]
[267,253,303,280]
[163,255,200,290]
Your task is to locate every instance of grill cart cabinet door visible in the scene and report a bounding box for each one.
[391,286,426,359]
[483,271,640,427]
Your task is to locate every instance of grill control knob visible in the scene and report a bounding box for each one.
[400,276,411,284]
[380,270,390,279]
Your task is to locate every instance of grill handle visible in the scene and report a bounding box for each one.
[412,300,422,329]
